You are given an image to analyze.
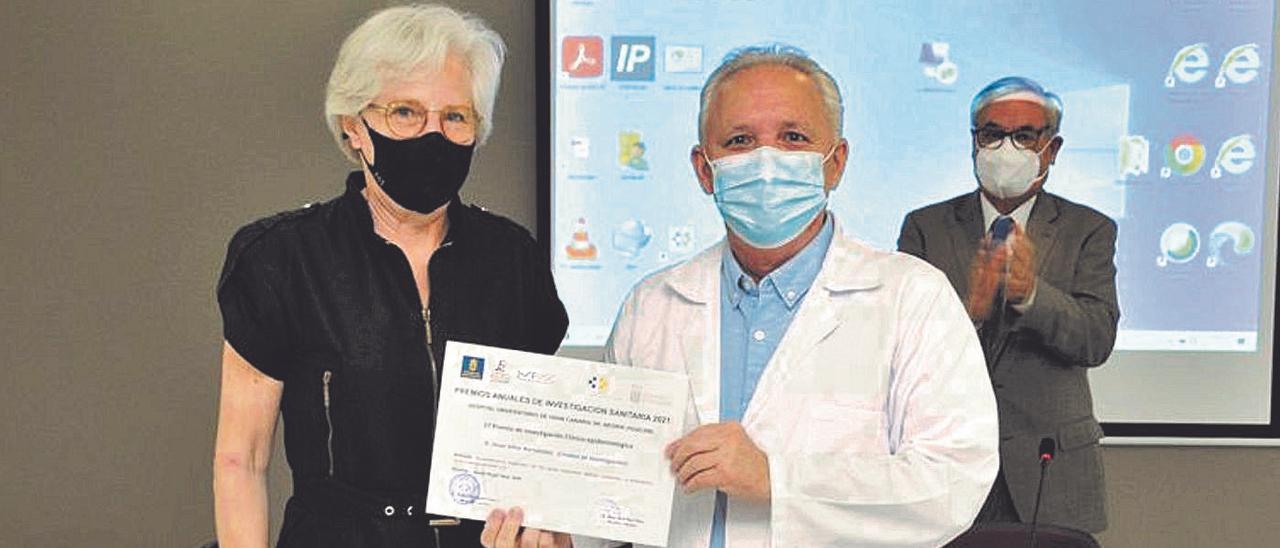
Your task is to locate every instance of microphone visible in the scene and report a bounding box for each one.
[1029,437,1056,548]
[1038,437,1056,465]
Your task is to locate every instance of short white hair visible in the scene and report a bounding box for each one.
[970,76,1063,135]
[698,43,844,142]
[324,3,506,163]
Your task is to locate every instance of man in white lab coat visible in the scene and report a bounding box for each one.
[481,44,998,548]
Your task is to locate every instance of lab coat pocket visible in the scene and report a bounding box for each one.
[799,398,885,456]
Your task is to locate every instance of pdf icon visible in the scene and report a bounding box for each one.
[562,36,603,78]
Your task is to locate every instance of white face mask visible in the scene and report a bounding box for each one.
[974,137,1049,199]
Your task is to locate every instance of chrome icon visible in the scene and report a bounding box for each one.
[1161,134,1206,178]
[1158,222,1200,266]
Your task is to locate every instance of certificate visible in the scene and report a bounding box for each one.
[426,341,690,546]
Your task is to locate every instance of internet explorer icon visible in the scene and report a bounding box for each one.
[1211,134,1255,178]
[1215,43,1261,88]
[1165,43,1211,87]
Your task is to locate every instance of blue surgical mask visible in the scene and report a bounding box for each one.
[706,145,834,249]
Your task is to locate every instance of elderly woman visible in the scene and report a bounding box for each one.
[212,5,568,547]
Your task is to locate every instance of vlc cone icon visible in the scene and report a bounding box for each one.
[566,217,598,260]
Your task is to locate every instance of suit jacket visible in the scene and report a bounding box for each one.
[897,190,1119,533]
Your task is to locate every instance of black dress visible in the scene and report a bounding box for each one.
[218,173,569,547]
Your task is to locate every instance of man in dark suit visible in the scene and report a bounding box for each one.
[897,76,1119,534]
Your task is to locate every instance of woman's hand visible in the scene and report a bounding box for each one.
[479,507,572,548]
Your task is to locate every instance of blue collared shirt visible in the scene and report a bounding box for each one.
[710,213,834,548]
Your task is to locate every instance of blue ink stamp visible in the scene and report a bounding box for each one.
[450,473,480,505]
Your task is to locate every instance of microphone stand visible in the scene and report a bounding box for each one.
[1029,454,1051,548]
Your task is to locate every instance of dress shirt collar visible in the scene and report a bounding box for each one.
[721,213,835,311]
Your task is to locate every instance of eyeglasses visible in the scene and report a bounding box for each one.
[971,125,1050,150]
[361,101,480,145]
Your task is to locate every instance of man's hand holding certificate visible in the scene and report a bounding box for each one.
[427,342,689,546]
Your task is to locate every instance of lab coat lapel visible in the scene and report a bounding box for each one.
[681,288,720,428]
[740,228,879,430]
[664,242,724,428]
[741,290,841,430]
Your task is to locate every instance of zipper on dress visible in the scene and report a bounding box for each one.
[424,307,440,409]
[322,370,335,477]
[423,240,450,407]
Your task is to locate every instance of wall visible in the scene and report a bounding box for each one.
[0,1,534,545]
[0,0,1275,546]
[1099,446,1280,546]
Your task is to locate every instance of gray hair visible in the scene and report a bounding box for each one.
[970,76,1063,135]
[324,3,506,163]
[698,43,844,142]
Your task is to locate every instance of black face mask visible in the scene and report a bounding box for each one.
[360,120,474,214]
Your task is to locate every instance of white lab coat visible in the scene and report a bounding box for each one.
[575,226,998,548]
